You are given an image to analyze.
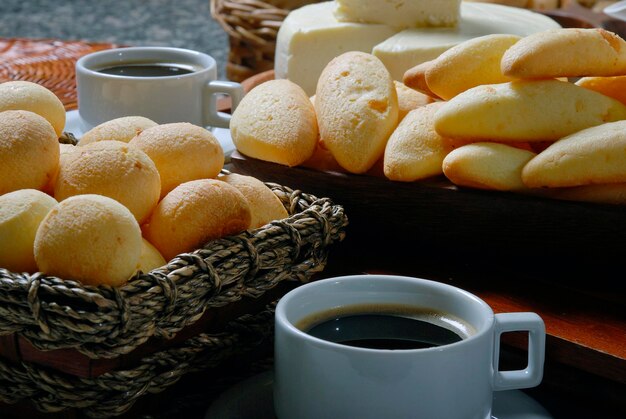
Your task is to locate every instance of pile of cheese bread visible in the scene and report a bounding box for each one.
[231,24,626,206]
[0,81,287,286]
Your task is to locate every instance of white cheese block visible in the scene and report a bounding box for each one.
[334,0,461,29]
[373,2,561,80]
[275,2,399,96]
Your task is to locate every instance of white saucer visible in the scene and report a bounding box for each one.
[204,371,554,419]
[64,110,235,156]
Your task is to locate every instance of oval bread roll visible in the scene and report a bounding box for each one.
[434,80,626,142]
[231,79,318,167]
[501,28,626,79]
[0,110,60,195]
[129,123,224,198]
[402,60,440,99]
[137,238,167,273]
[522,120,626,188]
[394,81,434,122]
[576,76,626,106]
[443,142,537,191]
[0,189,57,273]
[142,179,251,261]
[218,173,289,229]
[54,141,161,224]
[78,116,157,146]
[425,34,521,100]
[0,81,66,137]
[384,102,452,182]
[548,183,626,206]
[34,194,142,287]
[316,51,398,174]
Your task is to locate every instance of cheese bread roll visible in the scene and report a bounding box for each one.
[434,80,626,142]
[576,76,626,106]
[394,81,434,122]
[316,51,398,174]
[402,61,440,99]
[384,102,452,182]
[502,28,626,79]
[522,120,626,188]
[78,116,157,146]
[443,142,536,191]
[425,34,521,100]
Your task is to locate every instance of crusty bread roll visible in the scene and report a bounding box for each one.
[425,34,521,100]
[0,189,57,273]
[142,179,251,261]
[384,102,452,182]
[300,142,347,173]
[576,76,626,106]
[443,142,537,191]
[129,122,224,198]
[78,116,157,146]
[137,238,167,273]
[548,183,626,206]
[54,140,161,224]
[394,81,434,122]
[316,51,399,174]
[34,194,142,287]
[522,120,626,188]
[434,80,626,142]
[219,173,289,229]
[0,110,59,195]
[501,28,626,79]
[231,79,318,167]
[402,60,441,99]
[0,81,66,137]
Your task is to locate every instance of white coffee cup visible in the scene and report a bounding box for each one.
[75,46,243,130]
[274,275,546,419]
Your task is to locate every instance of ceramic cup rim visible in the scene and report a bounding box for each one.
[275,274,495,353]
[75,46,216,81]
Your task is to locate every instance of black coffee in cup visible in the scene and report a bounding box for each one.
[297,303,473,350]
[96,62,198,77]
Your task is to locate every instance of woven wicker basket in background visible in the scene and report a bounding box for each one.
[210,0,320,82]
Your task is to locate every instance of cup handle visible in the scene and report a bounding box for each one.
[492,312,546,391]
[203,80,244,129]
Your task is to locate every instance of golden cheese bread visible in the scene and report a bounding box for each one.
[0,110,60,195]
[394,81,434,121]
[137,238,167,273]
[34,194,142,287]
[142,179,251,261]
[129,122,224,198]
[231,79,318,167]
[575,76,626,106]
[78,116,157,146]
[0,189,57,273]
[54,140,161,224]
[501,28,626,79]
[443,142,537,191]
[316,51,398,174]
[522,120,626,188]
[384,102,452,182]
[402,60,440,99]
[547,183,626,206]
[434,79,626,142]
[425,34,521,100]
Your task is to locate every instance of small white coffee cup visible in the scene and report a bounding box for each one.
[274,275,546,419]
[75,46,243,130]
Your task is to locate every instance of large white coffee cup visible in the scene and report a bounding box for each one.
[274,275,546,419]
[75,46,243,130]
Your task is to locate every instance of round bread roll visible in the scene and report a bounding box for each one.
[34,194,142,287]
[316,51,398,174]
[0,110,60,195]
[0,81,65,137]
[230,79,318,167]
[129,123,224,198]
[219,173,289,228]
[0,189,57,273]
[142,179,251,261]
[78,116,158,146]
[54,141,160,224]
[137,238,167,273]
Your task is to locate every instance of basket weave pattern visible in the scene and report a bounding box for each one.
[210,0,319,81]
[0,182,347,416]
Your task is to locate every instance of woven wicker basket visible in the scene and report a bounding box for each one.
[0,175,348,416]
[210,0,321,82]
